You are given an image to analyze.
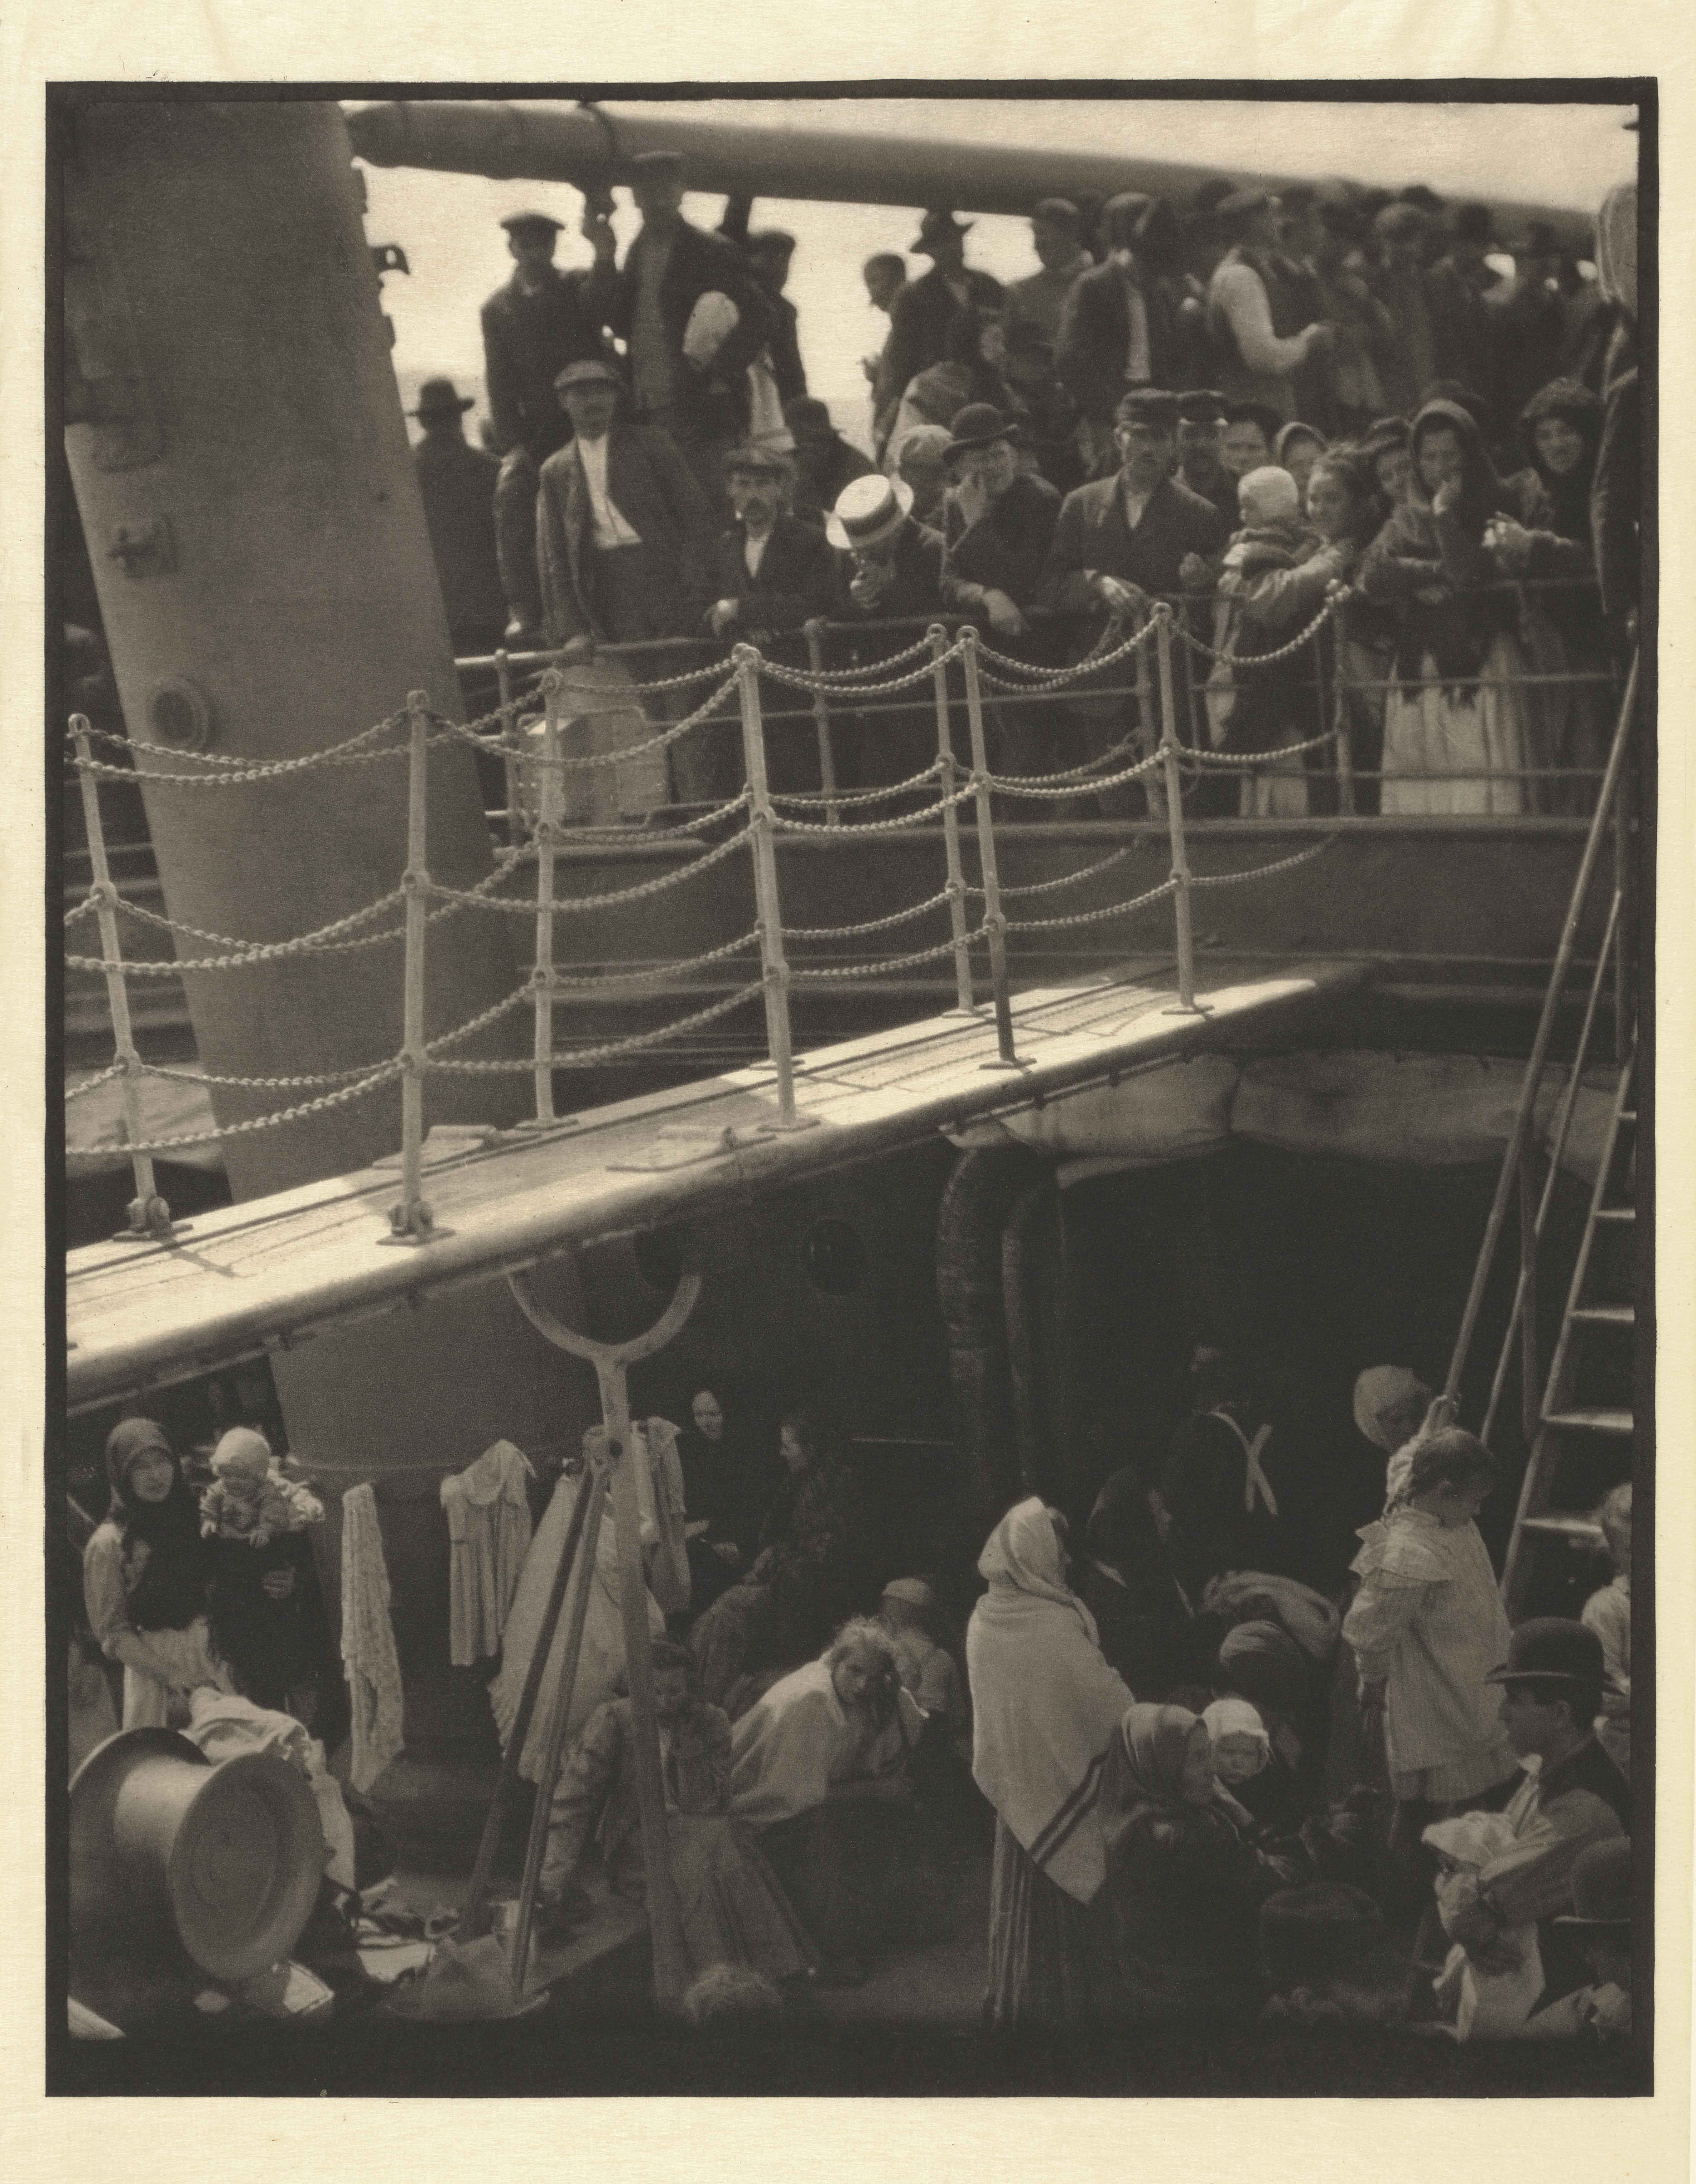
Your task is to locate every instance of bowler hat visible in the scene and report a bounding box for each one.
[555,358,621,394]
[1483,1617,1612,1689]
[410,377,476,422]
[748,228,797,256]
[943,403,1022,461]
[783,396,832,434]
[912,208,972,254]
[500,210,564,236]
[826,473,914,553]
[1556,1836,1632,1927]
[1031,196,1082,231]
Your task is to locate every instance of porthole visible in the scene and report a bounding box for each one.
[802,1218,867,1297]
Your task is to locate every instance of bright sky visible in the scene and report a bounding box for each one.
[364,98,1638,456]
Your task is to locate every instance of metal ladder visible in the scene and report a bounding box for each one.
[1500,1045,1636,1617]
[1438,651,1640,1610]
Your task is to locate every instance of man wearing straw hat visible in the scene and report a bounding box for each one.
[824,473,945,787]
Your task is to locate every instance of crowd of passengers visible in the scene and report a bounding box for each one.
[411,158,1641,820]
[75,1355,1635,2041]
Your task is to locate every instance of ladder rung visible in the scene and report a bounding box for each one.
[1593,1206,1636,1222]
[1571,1304,1634,1327]
[1543,1408,1634,1437]
[1520,1514,1607,1543]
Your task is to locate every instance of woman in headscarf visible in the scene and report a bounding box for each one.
[1273,420,1328,508]
[1359,396,1551,814]
[730,1618,935,1983]
[82,1417,229,1728]
[1485,378,1611,811]
[967,1497,1135,2026]
[1342,1428,1518,1857]
[1100,1702,1293,2021]
[1080,1466,1196,1699]
[675,1387,772,1628]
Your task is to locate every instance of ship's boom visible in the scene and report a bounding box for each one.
[342,99,1597,252]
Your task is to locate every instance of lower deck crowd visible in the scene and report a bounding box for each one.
[72,1351,1636,2046]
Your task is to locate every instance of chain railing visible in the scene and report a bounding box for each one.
[69,578,1599,1241]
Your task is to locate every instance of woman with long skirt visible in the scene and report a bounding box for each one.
[966,1497,1134,2027]
[1360,397,1549,815]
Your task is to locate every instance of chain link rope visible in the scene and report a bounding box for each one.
[770,778,979,837]
[781,887,957,941]
[424,822,754,914]
[1004,876,1181,934]
[426,982,765,1074]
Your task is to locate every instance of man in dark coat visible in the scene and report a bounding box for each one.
[938,404,1062,779]
[826,473,946,787]
[1056,193,1187,459]
[534,359,716,796]
[410,378,507,654]
[747,230,809,408]
[704,444,835,645]
[585,150,778,508]
[1174,388,1241,525]
[482,208,614,641]
[1037,386,1228,813]
[1425,202,1501,407]
[481,209,611,464]
[877,209,1004,458]
[785,397,876,531]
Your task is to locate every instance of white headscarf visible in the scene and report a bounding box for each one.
[966,1497,1134,1904]
[1202,1696,1271,1759]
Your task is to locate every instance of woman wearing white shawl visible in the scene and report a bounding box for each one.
[967,1497,1135,2025]
[489,1421,687,1783]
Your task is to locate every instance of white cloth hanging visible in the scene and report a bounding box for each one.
[340,1483,405,1794]
[487,1445,668,1784]
[440,1440,535,1667]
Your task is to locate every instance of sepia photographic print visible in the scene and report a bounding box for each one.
[35,50,1675,2129]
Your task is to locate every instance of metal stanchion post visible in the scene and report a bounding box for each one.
[388,691,434,1239]
[929,624,977,1015]
[803,618,841,827]
[1155,611,1206,1017]
[1330,608,1356,817]
[735,646,805,1127]
[70,715,175,1243]
[961,630,1019,1068]
[1135,618,1166,821]
[495,647,522,842]
[531,670,562,1124]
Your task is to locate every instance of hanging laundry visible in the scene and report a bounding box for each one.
[440,1440,535,1667]
[340,1483,405,1794]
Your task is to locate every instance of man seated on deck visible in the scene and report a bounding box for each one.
[704,444,835,647]
[1431,1619,1629,2037]
[729,1618,955,1986]
[1035,386,1227,815]
[532,1637,816,1994]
